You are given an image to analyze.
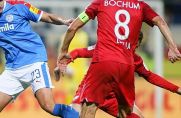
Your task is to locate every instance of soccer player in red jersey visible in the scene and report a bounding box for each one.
[57,0,181,117]
[55,33,181,118]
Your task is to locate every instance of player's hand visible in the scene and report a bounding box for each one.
[63,19,74,26]
[168,48,181,63]
[57,52,67,65]
[54,63,68,81]
[57,53,73,78]
[54,67,61,81]
[176,88,181,95]
[57,53,73,66]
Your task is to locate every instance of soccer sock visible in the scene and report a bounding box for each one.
[126,113,140,118]
[52,104,79,118]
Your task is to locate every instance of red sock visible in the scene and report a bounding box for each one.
[126,113,140,118]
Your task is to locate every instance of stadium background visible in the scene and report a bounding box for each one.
[0,0,181,118]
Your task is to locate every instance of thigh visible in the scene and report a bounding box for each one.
[0,70,25,98]
[80,62,117,105]
[99,94,118,117]
[115,64,135,108]
[98,63,135,116]
[0,70,25,111]
[113,64,135,116]
[0,91,12,112]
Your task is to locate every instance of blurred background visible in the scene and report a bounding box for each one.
[0,0,181,118]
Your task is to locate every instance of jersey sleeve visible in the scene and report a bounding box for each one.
[142,2,159,27]
[85,0,100,20]
[145,72,179,93]
[16,2,43,22]
[70,46,94,60]
[134,54,179,93]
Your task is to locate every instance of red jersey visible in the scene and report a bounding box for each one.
[85,0,158,65]
[71,48,179,116]
[70,48,179,93]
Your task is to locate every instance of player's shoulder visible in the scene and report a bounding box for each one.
[12,1,31,9]
[134,53,143,62]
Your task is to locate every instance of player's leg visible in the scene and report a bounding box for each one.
[0,92,12,112]
[0,69,25,112]
[126,113,140,118]
[71,76,87,114]
[79,61,122,118]
[35,88,55,113]
[132,104,144,118]
[72,103,81,114]
[95,108,116,118]
[80,102,98,118]
[35,88,79,118]
[72,102,117,118]
[32,62,78,118]
[118,105,132,118]
[0,70,12,111]
[115,63,135,118]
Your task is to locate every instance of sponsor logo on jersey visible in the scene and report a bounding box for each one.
[0,23,14,32]
[6,14,14,22]
[104,0,140,10]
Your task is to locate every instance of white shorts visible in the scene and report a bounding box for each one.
[0,62,54,99]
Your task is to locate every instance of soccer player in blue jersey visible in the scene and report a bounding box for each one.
[0,0,78,118]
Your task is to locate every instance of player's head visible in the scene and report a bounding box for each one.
[0,0,4,13]
[137,31,143,48]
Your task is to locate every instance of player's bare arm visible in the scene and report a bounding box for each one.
[152,16,181,63]
[57,12,89,68]
[60,17,87,52]
[40,12,73,26]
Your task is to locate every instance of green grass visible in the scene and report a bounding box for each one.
[164,60,181,78]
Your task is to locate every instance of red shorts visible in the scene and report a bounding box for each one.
[72,79,118,116]
[72,78,85,104]
[79,61,135,110]
[99,92,118,116]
